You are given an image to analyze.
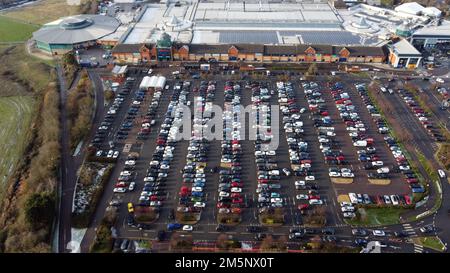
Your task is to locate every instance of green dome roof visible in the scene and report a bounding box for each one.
[157,32,172,48]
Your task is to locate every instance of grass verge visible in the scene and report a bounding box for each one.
[345,207,405,226]
[414,236,446,252]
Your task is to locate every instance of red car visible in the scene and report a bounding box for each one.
[231,207,241,214]
[309,195,320,200]
[406,178,418,184]
[232,198,243,204]
[258,179,269,184]
[231,193,241,198]
[298,204,309,210]
[115,182,127,188]
[217,202,230,209]
[231,182,243,187]
[150,195,159,201]
[404,195,412,205]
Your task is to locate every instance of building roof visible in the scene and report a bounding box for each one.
[394,2,424,15]
[412,20,450,37]
[189,44,230,54]
[422,7,442,17]
[112,43,144,53]
[33,14,120,45]
[337,46,386,56]
[391,39,421,56]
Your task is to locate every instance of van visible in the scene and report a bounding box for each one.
[353,140,367,147]
[348,193,358,204]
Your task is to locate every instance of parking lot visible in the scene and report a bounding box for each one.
[84,66,430,249]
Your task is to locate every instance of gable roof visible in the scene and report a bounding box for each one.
[112,43,143,54]
[334,46,386,56]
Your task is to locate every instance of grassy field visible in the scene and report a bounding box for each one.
[0,96,35,198]
[1,0,80,25]
[0,16,39,42]
[345,207,406,226]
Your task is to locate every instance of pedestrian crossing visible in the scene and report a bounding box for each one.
[414,244,423,253]
[402,223,418,237]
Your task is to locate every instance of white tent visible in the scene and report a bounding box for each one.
[139,76,152,89]
[139,76,166,89]
[155,76,166,89]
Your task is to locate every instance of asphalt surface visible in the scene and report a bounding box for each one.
[56,66,450,253]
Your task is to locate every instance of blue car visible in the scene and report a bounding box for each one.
[192,191,204,197]
[167,223,183,231]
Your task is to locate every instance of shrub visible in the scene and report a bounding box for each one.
[24,192,55,230]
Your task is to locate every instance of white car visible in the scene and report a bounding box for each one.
[125,160,135,166]
[150,201,161,207]
[305,176,315,181]
[113,151,119,159]
[341,206,355,212]
[194,202,206,208]
[113,187,126,193]
[219,191,230,197]
[231,187,242,193]
[372,161,384,166]
[182,225,193,231]
[107,150,114,158]
[128,182,136,191]
[340,202,352,207]
[383,195,391,204]
[343,212,356,218]
[96,150,103,157]
[309,199,323,205]
[372,230,386,237]
[341,172,354,178]
[160,164,170,170]
[390,195,399,205]
[282,168,291,176]
[295,180,306,186]
[436,77,445,83]
[296,194,309,200]
[218,208,230,214]
[271,198,283,203]
[192,187,203,192]
[438,169,446,179]
[329,171,341,177]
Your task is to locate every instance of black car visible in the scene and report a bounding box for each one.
[246,226,265,233]
[255,233,267,241]
[351,228,368,236]
[322,228,335,235]
[394,231,409,238]
[156,230,166,241]
[216,224,228,232]
[354,238,367,247]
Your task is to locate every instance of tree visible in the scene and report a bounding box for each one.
[216,233,228,250]
[24,193,55,230]
[306,63,318,76]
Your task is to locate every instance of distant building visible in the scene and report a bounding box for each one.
[112,37,387,65]
[32,14,120,55]
[389,39,422,69]
[411,20,450,49]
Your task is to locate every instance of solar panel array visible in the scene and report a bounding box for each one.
[280,31,379,45]
[216,30,381,46]
[219,31,279,44]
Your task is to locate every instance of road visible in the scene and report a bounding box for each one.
[56,66,105,253]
